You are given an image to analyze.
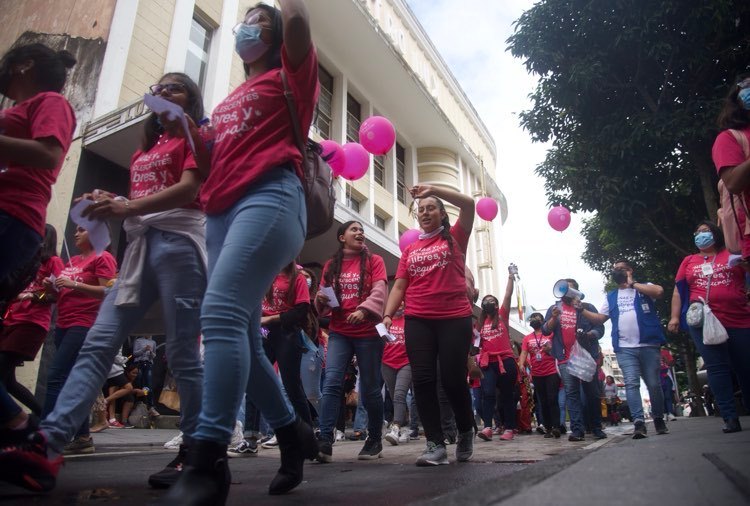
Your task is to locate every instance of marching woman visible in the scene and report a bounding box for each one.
[0,225,63,416]
[165,1,320,502]
[314,221,388,462]
[476,281,518,442]
[518,312,561,437]
[0,45,75,487]
[383,184,476,466]
[382,302,412,445]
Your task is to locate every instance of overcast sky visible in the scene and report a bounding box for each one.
[406,0,615,349]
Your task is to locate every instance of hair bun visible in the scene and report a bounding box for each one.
[56,50,77,69]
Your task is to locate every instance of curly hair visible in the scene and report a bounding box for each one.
[324,221,371,304]
[717,74,750,130]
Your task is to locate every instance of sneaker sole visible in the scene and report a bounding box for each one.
[63,446,95,455]
[416,458,449,466]
[227,450,259,458]
[315,452,333,463]
[357,452,383,460]
[477,433,492,442]
[384,434,399,446]
[632,433,648,439]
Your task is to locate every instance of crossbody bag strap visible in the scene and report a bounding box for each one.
[705,256,717,304]
[728,129,750,220]
[280,69,306,158]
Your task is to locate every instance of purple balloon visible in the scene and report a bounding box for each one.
[547,205,571,232]
[320,140,346,176]
[341,142,370,181]
[399,229,421,253]
[359,116,396,155]
[476,197,498,221]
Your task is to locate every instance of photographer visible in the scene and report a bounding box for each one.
[543,279,605,442]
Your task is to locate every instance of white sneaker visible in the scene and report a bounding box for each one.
[163,432,183,450]
[261,435,278,449]
[398,428,410,444]
[230,420,244,447]
[385,425,400,446]
[668,414,677,421]
[334,429,346,442]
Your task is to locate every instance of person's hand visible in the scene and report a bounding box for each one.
[315,290,330,306]
[551,307,560,319]
[382,315,392,331]
[83,197,132,219]
[409,184,435,200]
[260,316,273,326]
[667,317,680,334]
[572,298,583,309]
[55,277,74,289]
[626,271,634,286]
[75,189,116,204]
[543,341,552,352]
[347,309,366,324]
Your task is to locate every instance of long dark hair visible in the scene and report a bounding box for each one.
[0,43,76,93]
[696,220,726,252]
[242,3,283,76]
[265,262,300,307]
[479,295,501,330]
[717,74,750,130]
[40,224,58,263]
[324,220,371,304]
[141,72,204,152]
[413,196,454,254]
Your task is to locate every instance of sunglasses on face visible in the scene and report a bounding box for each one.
[149,83,186,95]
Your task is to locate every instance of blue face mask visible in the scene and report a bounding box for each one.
[234,24,269,63]
[739,88,750,110]
[694,231,715,249]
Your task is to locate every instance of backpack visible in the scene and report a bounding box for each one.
[280,71,336,240]
[717,129,750,254]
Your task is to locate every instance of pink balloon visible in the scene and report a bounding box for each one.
[399,229,421,253]
[320,140,346,176]
[547,205,571,232]
[341,142,370,181]
[476,197,498,221]
[359,116,396,155]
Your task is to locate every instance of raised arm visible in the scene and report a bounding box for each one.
[280,0,312,69]
[410,184,475,233]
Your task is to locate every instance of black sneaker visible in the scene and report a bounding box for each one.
[653,418,669,435]
[148,444,187,488]
[63,435,95,455]
[536,426,546,435]
[409,429,420,440]
[568,433,585,442]
[633,421,648,439]
[592,429,608,440]
[227,438,258,457]
[347,430,366,441]
[559,424,567,435]
[723,418,742,433]
[551,427,561,438]
[357,438,383,460]
[0,430,62,492]
[315,439,333,463]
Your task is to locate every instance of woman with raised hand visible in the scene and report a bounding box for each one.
[314,220,388,463]
[383,184,476,467]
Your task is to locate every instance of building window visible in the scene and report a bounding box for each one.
[185,16,213,91]
[346,94,361,143]
[374,214,386,231]
[373,155,386,187]
[314,65,333,138]
[396,142,406,204]
[346,193,361,214]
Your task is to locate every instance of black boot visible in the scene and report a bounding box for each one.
[268,417,318,495]
[159,439,230,506]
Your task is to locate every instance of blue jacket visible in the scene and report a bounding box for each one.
[543,301,605,361]
[606,288,665,352]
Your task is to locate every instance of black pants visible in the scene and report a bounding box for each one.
[532,373,561,430]
[264,325,312,425]
[405,316,473,445]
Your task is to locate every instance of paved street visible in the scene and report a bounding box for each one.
[0,417,747,505]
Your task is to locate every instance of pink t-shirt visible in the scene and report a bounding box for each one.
[56,252,117,329]
[712,128,750,256]
[129,133,200,210]
[201,46,319,215]
[479,309,514,362]
[262,272,309,316]
[397,224,472,319]
[0,92,76,235]
[521,331,557,377]
[382,314,408,370]
[558,302,578,364]
[4,256,64,330]
[321,253,387,338]
[675,250,750,328]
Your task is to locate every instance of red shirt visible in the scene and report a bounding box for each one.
[56,252,117,329]
[676,250,750,328]
[712,127,750,211]
[397,224,472,319]
[4,256,64,330]
[129,134,200,209]
[201,46,319,215]
[321,253,387,338]
[521,331,557,377]
[382,313,408,369]
[559,302,578,364]
[262,272,309,316]
[0,92,76,235]
[479,309,514,362]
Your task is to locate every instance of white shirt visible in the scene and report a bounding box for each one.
[600,288,641,348]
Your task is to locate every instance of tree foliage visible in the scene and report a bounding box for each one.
[507,0,750,394]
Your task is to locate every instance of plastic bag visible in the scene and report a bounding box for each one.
[686,301,704,328]
[702,298,729,345]
[567,340,597,382]
[128,402,150,428]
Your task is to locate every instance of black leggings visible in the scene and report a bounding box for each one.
[264,325,312,425]
[532,373,561,430]
[0,352,42,416]
[405,316,473,444]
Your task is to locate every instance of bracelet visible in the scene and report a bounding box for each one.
[383,314,392,320]
[74,281,79,289]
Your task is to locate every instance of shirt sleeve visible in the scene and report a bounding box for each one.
[599,298,610,316]
[450,223,470,254]
[521,335,530,352]
[395,251,409,280]
[29,93,76,152]
[712,129,748,174]
[292,274,310,305]
[370,255,388,283]
[94,252,118,280]
[675,256,691,282]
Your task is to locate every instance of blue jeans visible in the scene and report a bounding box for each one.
[688,326,750,421]
[558,387,567,427]
[319,333,384,443]
[300,343,323,415]
[559,362,602,436]
[194,168,305,443]
[662,375,674,416]
[137,362,154,407]
[616,346,664,422]
[41,229,205,452]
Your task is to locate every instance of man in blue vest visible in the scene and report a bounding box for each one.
[581,260,668,439]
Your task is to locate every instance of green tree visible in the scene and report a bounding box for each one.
[507,0,750,399]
